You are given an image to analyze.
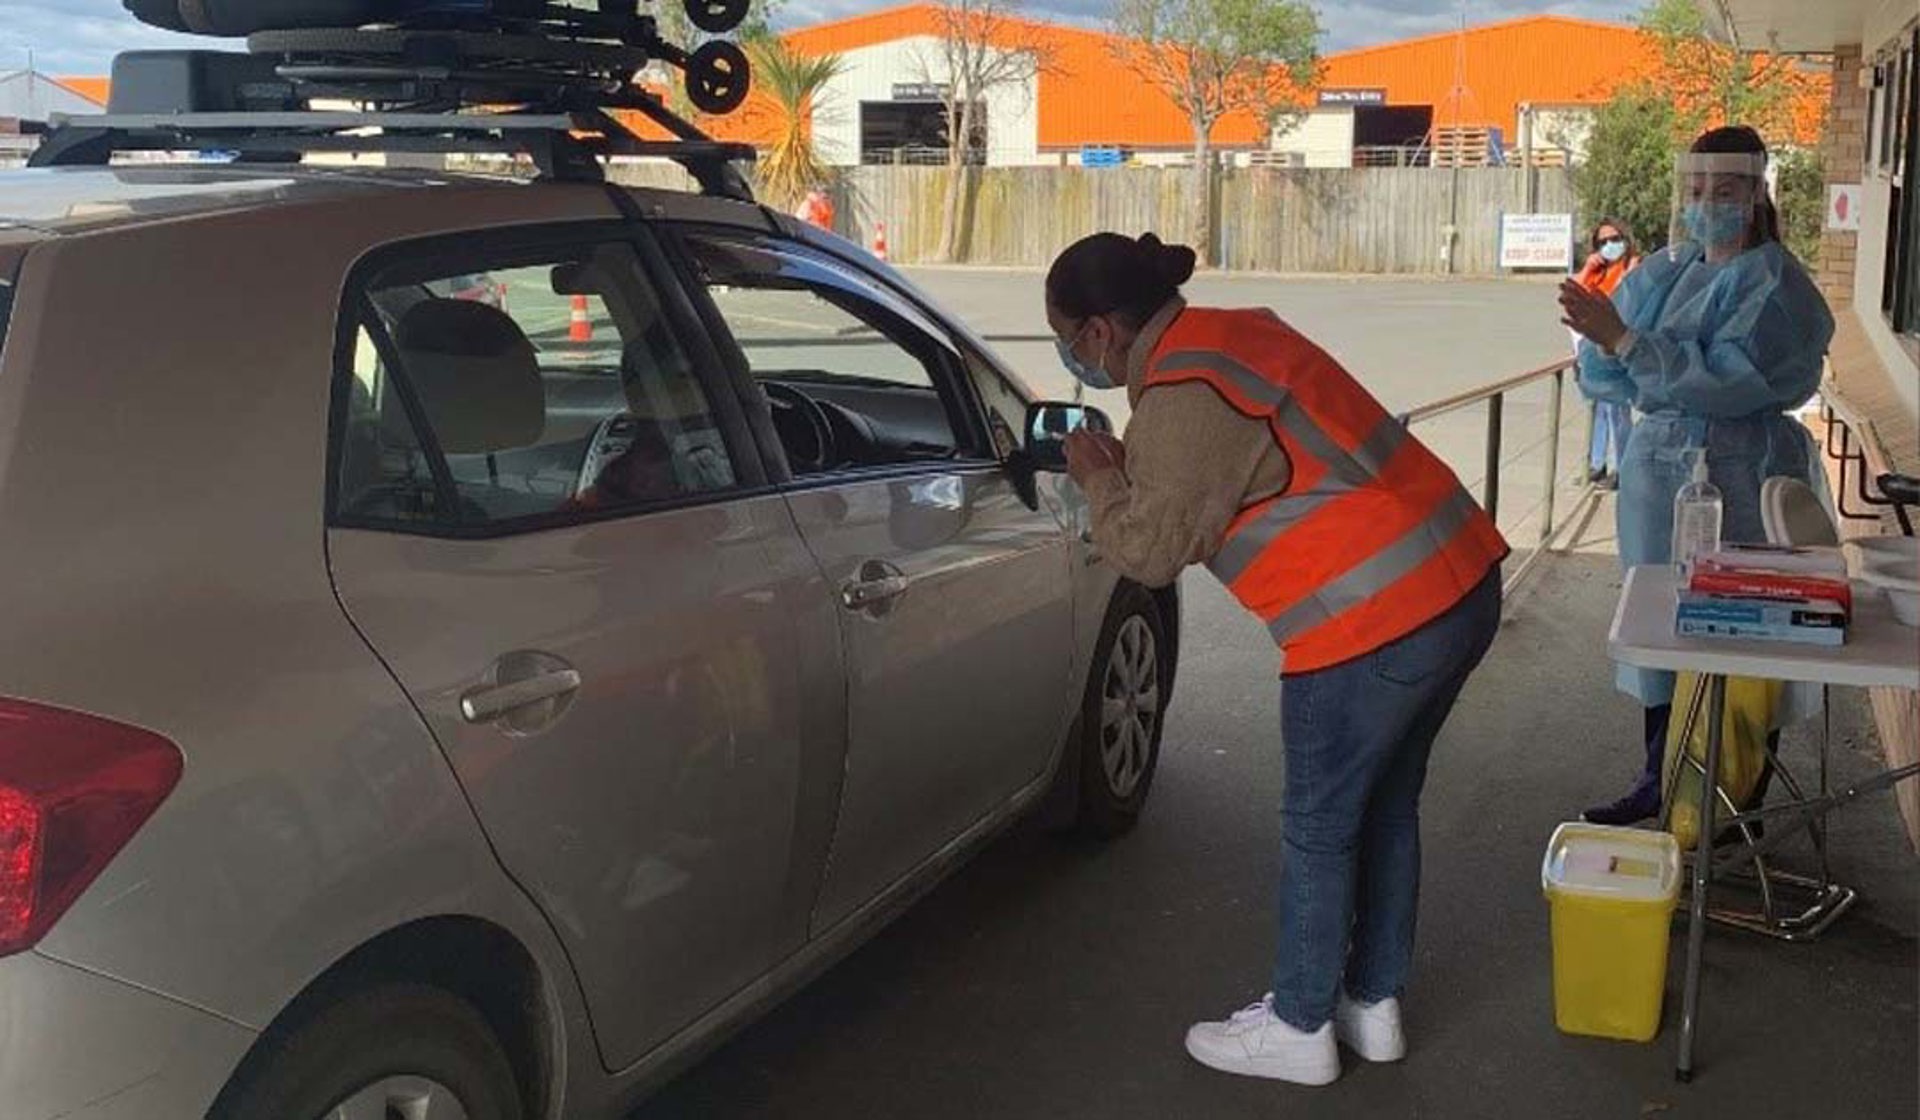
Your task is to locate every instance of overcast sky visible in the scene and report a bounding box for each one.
[2,0,1645,76]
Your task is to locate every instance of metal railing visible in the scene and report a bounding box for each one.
[1398,357,1600,595]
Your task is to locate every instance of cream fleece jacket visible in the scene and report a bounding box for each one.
[1079,299,1293,589]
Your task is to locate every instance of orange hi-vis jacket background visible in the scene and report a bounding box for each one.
[1144,308,1510,674]
[1575,253,1636,297]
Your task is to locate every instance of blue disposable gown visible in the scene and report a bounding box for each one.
[1578,241,1836,706]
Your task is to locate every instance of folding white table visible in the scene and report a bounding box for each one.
[1607,564,1920,1081]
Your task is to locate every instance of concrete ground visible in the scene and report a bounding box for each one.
[627,275,1919,1120]
[631,511,1917,1120]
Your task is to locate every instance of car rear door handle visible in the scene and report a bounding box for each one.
[461,668,582,724]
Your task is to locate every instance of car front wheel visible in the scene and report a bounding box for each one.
[1068,583,1170,838]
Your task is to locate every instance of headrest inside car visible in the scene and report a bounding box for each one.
[392,299,544,455]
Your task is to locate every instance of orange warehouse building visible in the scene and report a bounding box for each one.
[56,5,1825,166]
[760,3,1825,167]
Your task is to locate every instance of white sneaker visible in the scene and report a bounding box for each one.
[1183,995,1340,1085]
[1335,993,1407,1062]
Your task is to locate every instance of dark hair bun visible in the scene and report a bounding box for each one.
[1139,233,1198,287]
[1047,230,1195,328]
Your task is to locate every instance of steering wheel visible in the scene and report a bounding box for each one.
[576,412,635,498]
[762,382,835,474]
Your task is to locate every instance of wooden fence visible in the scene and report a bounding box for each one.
[605,161,1581,276]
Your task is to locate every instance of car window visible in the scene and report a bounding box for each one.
[335,239,738,530]
[961,346,1028,461]
[683,234,984,476]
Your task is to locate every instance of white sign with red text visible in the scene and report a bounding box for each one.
[1826,184,1862,232]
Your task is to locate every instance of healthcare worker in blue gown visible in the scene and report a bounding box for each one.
[1557,125,1836,826]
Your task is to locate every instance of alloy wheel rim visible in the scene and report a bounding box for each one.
[1099,615,1160,798]
[323,1075,470,1120]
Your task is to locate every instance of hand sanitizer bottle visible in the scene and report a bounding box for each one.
[1671,448,1723,580]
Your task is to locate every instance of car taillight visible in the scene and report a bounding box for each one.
[0,698,182,956]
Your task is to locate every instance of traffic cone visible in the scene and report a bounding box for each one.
[568,294,592,343]
[871,222,889,263]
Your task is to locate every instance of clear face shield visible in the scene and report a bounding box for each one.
[1670,151,1769,257]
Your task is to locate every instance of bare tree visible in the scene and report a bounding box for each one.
[1112,0,1320,264]
[920,0,1053,262]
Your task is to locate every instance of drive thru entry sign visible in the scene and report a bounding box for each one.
[1500,213,1575,270]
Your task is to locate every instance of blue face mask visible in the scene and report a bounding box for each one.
[1056,324,1116,391]
[1599,240,1628,263]
[1684,202,1748,248]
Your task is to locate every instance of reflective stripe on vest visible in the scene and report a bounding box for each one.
[1156,349,1405,485]
[1209,417,1409,585]
[1147,310,1506,670]
[1256,487,1480,644]
[1156,347,1414,586]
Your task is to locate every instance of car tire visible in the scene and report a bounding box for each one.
[208,983,523,1120]
[1068,582,1170,839]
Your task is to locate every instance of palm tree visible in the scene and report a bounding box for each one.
[747,38,847,211]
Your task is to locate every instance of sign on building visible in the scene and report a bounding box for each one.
[891,82,951,101]
[1499,213,1575,270]
[1826,184,1862,232]
[1318,88,1387,107]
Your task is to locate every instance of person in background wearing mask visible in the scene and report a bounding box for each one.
[1574,219,1641,488]
[1558,126,1835,826]
[1051,231,1508,1087]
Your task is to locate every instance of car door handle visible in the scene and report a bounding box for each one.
[460,669,583,724]
[841,574,910,610]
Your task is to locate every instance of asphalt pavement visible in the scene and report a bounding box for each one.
[631,535,1917,1120]
[627,275,1919,1120]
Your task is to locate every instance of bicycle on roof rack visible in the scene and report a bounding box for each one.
[31,0,759,198]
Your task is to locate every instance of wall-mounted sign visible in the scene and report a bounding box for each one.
[892,82,951,101]
[1499,212,1575,270]
[1826,184,1862,232]
[1318,88,1387,107]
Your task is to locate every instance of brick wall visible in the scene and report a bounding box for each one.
[1818,45,1866,308]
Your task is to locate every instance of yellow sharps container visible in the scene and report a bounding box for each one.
[1541,822,1682,1042]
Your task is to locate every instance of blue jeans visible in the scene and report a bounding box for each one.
[1270,570,1502,1031]
[1589,401,1633,473]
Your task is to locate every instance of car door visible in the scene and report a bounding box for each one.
[323,225,847,1071]
[676,230,1075,933]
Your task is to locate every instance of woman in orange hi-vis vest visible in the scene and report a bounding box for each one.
[1574,218,1640,488]
[1051,232,1508,1088]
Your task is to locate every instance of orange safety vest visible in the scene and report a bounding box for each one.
[1144,307,1510,674]
[1575,254,1635,297]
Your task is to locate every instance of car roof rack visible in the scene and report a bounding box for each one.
[30,1,759,200]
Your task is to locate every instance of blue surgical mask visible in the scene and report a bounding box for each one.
[1684,202,1748,247]
[1056,324,1116,391]
[1599,240,1628,263]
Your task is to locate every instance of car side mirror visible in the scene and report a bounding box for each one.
[1023,401,1114,472]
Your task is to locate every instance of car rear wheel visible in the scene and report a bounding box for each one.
[208,983,523,1120]
[1069,583,1170,838]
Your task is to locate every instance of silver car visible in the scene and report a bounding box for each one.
[0,163,1175,1119]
